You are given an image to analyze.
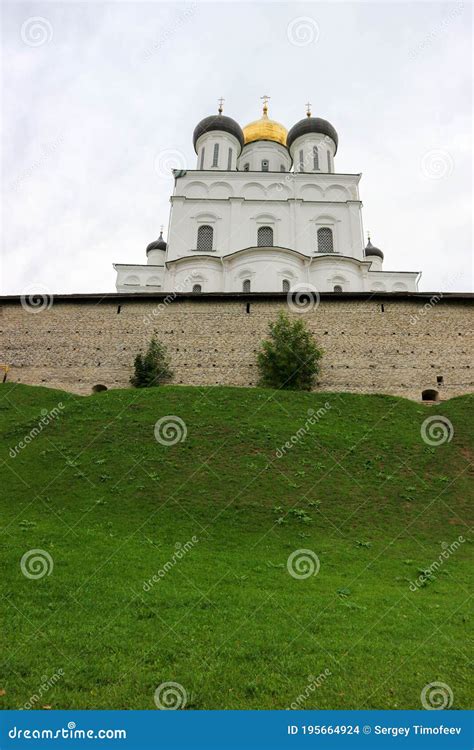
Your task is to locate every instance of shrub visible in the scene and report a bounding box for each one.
[130,337,173,388]
[257,312,322,391]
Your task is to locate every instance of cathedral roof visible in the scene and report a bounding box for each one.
[242,102,288,147]
[193,114,244,152]
[287,115,338,153]
[364,239,384,260]
[146,230,167,254]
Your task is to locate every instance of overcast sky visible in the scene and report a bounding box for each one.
[2,1,472,294]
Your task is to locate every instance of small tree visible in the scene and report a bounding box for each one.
[130,337,173,388]
[257,312,323,391]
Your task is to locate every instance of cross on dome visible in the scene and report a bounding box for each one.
[260,94,271,115]
[305,101,312,117]
[217,97,225,114]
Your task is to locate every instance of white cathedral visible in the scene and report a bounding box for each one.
[114,99,420,294]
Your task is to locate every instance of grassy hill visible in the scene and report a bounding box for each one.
[0,383,472,710]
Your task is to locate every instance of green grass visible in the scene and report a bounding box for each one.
[0,383,472,710]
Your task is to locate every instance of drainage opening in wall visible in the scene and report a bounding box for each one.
[92,384,108,393]
[421,389,439,402]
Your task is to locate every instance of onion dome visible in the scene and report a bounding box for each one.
[146,230,167,254]
[243,100,288,147]
[287,108,338,154]
[364,237,384,260]
[193,109,244,153]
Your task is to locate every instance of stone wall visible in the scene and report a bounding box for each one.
[0,293,472,401]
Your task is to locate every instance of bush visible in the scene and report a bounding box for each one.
[130,337,173,388]
[257,312,323,391]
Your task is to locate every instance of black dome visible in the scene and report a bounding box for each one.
[287,116,338,154]
[364,239,384,260]
[193,115,244,153]
[146,231,167,254]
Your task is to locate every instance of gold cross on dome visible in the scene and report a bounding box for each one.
[305,101,312,117]
[218,97,225,114]
[160,224,164,234]
[260,94,271,114]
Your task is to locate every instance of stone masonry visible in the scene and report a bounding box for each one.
[0,292,472,401]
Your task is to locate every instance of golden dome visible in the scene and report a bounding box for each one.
[243,102,288,147]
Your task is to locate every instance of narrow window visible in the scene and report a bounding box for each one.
[313,146,319,171]
[243,163,250,171]
[199,147,205,170]
[299,149,304,171]
[282,279,290,292]
[280,164,285,172]
[192,284,202,294]
[227,148,233,170]
[243,279,251,292]
[196,225,213,252]
[333,285,343,292]
[257,226,273,247]
[212,143,219,167]
[327,150,331,172]
[317,227,334,253]
[261,160,269,172]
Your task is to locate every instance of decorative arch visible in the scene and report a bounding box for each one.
[185,181,208,199]
[146,276,162,287]
[242,182,266,200]
[324,184,350,200]
[123,275,140,286]
[209,181,234,199]
[300,184,324,201]
[392,282,408,291]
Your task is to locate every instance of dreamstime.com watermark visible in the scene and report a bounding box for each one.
[276,403,331,458]
[142,3,197,62]
[10,404,65,458]
[142,272,199,324]
[409,2,464,60]
[287,549,320,579]
[154,681,187,710]
[409,293,443,326]
[8,724,126,740]
[420,416,454,446]
[154,415,187,446]
[20,549,54,580]
[409,537,466,591]
[20,670,64,710]
[143,537,199,592]
[286,669,331,709]
[420,681,454,710]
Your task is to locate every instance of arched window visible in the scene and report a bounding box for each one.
[243,163,250,171]
[242,279,251,292]
[199,147,205,170]
[258,226,273,247]
[280,164,285,172]
[192,284,202,294]
[227,148,233,170]
[333,285,343,292]
[197,225,213,252]
[327,150,331,172]
[282,279,290,292]
[299,150,304,171]
[313,146,319,170]
[317,227,334,253]
[261,160,269,172]
[212,143,219,167]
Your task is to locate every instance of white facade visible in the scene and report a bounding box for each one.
[115,105,420,294]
